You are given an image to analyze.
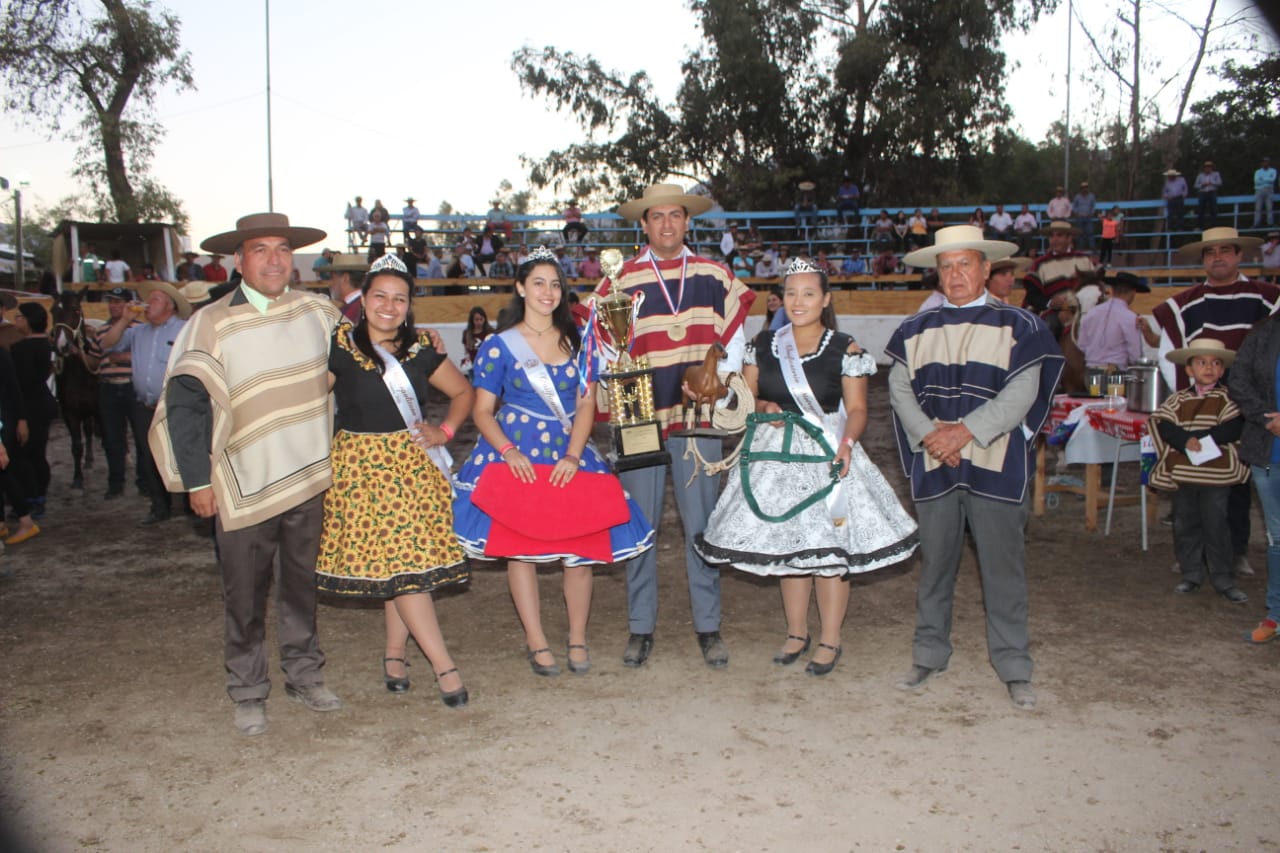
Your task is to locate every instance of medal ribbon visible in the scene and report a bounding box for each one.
[646,248,688,316]
[499,328,573,432]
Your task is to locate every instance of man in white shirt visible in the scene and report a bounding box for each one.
[988,204,1013,239]
[401,197,423,240]
[1013,204,1039,257]
[1046,187,1071,221]
[104,250,131,283]
[345,196,369,246]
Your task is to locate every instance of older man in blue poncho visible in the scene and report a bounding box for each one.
[886,226,1064,711]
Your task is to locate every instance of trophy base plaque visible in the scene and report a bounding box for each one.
[608,420,671,471]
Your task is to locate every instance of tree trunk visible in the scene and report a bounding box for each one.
[1126,0,1141,200]
[97,111,138,223]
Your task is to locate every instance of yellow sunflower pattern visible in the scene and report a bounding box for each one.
[316,430,469,598]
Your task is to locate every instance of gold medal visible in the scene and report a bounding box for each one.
[669,324,687,341]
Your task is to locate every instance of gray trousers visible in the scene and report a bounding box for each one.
[912,490,1033,683]
[620,436,723,634]
[215,493,327,703]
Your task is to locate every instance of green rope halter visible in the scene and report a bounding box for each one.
[738,411,840,523]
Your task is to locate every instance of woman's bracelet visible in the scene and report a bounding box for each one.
[841,436,855,449]
[498,442,515,457]
[563,453,580,464]
[439,423,455,441]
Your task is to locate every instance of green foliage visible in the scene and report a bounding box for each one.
[513,0,1056,211]
[1179,55,1280,195]
[0,0,194,224]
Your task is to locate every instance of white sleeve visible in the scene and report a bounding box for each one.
[1158,329,1177,391]
[720,325,746,375]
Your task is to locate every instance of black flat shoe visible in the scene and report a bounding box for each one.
[527,647,560,677]
[805,643,842,677]
[383,657,410,694]
[435,667,468,708]
[566,643,591,675]
[772,634,811,665]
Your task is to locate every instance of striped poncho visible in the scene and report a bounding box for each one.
[1147,386,1248,491]
[149,288,340,531]
[594,247,755,434]
[885,299,1064,504]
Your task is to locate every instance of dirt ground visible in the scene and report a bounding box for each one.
[2,374,1278,852]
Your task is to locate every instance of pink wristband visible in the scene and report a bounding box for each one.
[842,436,855,448]
[498,443,515,457]
[439,423,454,440]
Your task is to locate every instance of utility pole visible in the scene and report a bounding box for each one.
[13,186,22,288]
[265,0,275,211]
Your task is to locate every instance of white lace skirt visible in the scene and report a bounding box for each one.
[696,413,919,577]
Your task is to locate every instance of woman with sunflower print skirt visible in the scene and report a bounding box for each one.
[315,254,475,708]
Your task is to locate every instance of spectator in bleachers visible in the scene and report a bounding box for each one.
[488,248,516,281]
[926,207,947,235]
[476,226,504,275]
[456,226,477,257]
[815,249,839,277]
[1098,205,1125,266]
[764,286,783,326]
[1072,182,1097,250]
[447,248,475,279]
[742,222,764,254]
[312,248,334,282]
[1255,156,1276,229]
[345,196,369,246]
[835,177,861,225]
[968,208,987,234]
[554,245,578,279]
[423,247,446,279]
[1195,160,1223,229]
[562,200,589,243]
[105,250,131,284]
[461,305,494,373]
[1047,186,1071,221]
[754,250,779,278]
[794,181,819,238]
[841,254,866,276]
[893,212,910,251]
[777,244,793,269]
[401,197,423,240]
[872,210,895,249]
[578,247,602,280]
[486,200,513,240]
[1163,168,1188,231]
[720,223,741,269]
[1013,204,1039,257]
[988,204,1013,241]
[731,252,754,279]
[405,239,430,287]
[872,245,900,279]
[907,209,929,250]
[371,199,391,226]
[514,244,530,266]
[132,263,162,282]
[366,209,390,262]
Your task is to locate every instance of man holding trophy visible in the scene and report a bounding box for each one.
[594,183,756,669]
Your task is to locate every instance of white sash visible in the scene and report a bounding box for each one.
[774,324,846,521]
[499,328,573,432]
[369,341,454,484]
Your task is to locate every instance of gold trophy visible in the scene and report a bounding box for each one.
[595,249,670,471]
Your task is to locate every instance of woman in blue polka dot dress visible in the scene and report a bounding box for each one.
[453,248,654,676]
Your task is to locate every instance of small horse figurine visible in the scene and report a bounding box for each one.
[678,341,728,433]
[51,289,99,490]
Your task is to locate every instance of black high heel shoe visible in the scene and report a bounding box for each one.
[772,634,811,666]
[383,657,410,694]
[527,647,561,677]
[435,667,468,708]
[805,643,842,677]
[566,643,591,675]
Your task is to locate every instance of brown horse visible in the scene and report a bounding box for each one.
[50,289,98,489]
[680,341,728,431]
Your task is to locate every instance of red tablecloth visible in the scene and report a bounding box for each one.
[1086,407,1150,442]
[1047,394,1097,431]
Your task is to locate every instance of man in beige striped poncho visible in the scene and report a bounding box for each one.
[150,212,342,736]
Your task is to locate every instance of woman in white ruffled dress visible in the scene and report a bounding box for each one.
[696,258,918,675]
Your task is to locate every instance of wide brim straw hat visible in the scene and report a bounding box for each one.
[1176,226,1263,260]
[1165,337,1235,367]
[902,225,1016,268]
[178,280,213,306]
[200,212,326,255]
[616,183,714,221]
[326,253,371,275]
[137,280,192,320]
[1040,219,1081,236]
[988,256,1032,279]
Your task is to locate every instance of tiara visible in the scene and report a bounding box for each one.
[783,257,824,276]
[369,253,408,274]
[526,246,559,263]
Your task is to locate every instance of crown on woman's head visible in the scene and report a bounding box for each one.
[369,253,408,274]
[526,245,559,264]
[783,257,824,277]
